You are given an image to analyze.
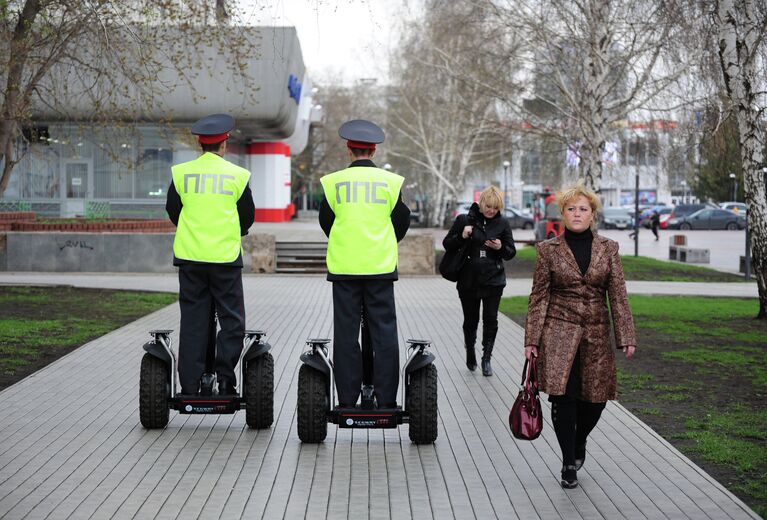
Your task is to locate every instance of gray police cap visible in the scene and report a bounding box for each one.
[338,119,385,144]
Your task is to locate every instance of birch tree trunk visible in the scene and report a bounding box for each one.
[716,0,767,317]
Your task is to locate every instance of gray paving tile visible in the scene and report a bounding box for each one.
[0,276,760,519]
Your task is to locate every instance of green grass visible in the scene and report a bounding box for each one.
[619,255,745,282]
[512,246,747,282]
[680,406,767,472]
[0,288,175,378]
[629,296,758,321]
[514,245,537,261]
[617,369,653,390]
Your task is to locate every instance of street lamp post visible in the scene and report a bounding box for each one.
[680,180,687,203]
[502,160,510,208]
[729,172,736,201]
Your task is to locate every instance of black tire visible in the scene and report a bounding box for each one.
[297,365,328,443]
[679,223,692,230]
[726,222,738,230]
[523,222,533,230]
[407,364,438,444]
[245,352,274,429]
[139,353,170,429]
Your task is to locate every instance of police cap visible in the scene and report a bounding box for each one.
[339,119,384,149]
[191,114,235,144]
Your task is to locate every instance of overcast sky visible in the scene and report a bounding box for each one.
[237,0,413,85]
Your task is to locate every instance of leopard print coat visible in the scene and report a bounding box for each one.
[524,233,636,402]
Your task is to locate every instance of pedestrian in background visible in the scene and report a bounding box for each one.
[443,186,516,376]
[651,210,660,241]
[523,183,636,489]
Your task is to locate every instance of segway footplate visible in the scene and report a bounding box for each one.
[331,407,404,429]
[172,396,241,414]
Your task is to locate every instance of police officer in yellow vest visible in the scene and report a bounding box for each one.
[165,114,255,396]
[319,120,411,408]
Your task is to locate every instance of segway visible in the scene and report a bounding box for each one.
[296,310,438,444]
[139,308,274,429]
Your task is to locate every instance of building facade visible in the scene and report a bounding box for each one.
[1,26,318,221]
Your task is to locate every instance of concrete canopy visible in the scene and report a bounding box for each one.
[31,26,306,141]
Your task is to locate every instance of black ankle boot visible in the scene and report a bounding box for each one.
[466,347,477,371]
[561,465,578,488]
[464,331,477,371]
[481,341,494,376]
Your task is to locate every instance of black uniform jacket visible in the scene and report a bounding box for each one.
[318,159,411,281]
[165,165,255,267]
[443,202,516,291]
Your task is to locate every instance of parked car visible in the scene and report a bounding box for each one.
[503,207,535,229]
[452,202,473,219]
[666,208,746,230]
[600,207,633,230]
[661,203,716,229]
[451,202,534,229]
[719,202,747,214]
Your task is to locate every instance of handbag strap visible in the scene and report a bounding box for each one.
[521,358,539,392]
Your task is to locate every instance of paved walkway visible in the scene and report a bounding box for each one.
[0,272,758,298]
[0,275,759,519]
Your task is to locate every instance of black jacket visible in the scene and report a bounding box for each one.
[443,202,516,291]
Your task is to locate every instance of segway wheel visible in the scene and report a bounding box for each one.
[139,353,170,429]
[407,364,438,444]
[245,352,274,429]
[297,365,328,443]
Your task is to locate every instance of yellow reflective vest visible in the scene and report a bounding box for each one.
[321,166,404,275]
[171,152,251,263]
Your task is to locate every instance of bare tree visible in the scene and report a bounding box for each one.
[387,0,514,226]
[714,0,767,317]
[487,0,693,192]
[292,79,386,209]
[0,0,252,196]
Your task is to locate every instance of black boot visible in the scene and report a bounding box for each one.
[464,331,477,371]
[481,342,493,376]
[481,327,496,377]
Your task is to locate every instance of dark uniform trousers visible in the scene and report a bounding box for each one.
[178,263,246,393]
[332,279,399,406]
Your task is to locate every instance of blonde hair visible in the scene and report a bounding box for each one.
[556,183,602,232]
[479,186,504,211]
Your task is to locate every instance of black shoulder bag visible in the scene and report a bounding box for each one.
[439,228,471,282]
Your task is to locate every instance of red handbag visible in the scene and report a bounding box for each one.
[509,359,543,440]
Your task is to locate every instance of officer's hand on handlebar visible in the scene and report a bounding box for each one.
[462,225,473,239]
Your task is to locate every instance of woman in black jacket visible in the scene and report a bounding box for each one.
[443,186,516,375]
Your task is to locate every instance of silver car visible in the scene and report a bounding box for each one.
[600,207,633,229]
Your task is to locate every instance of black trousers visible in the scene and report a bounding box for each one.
[178,263,245,393]
[549,350,606,465]
[459,289,502,346]
[651,222,659,239]
[332,279,399,406]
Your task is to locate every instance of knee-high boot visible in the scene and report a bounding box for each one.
[481,328,496,376]
[464,330,477,371]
